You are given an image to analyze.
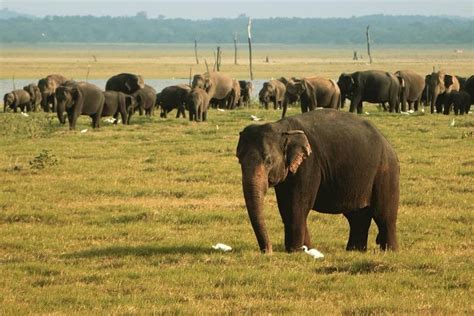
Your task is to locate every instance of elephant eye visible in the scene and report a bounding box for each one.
[263,155,273,166]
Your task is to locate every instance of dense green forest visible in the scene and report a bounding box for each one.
[0,14,472,44]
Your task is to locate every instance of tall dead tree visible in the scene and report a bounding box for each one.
[234,32,238,65]
[194,40,199,64]
[247,18,254,80]
[215,46,222,71]
[366,25,372,64]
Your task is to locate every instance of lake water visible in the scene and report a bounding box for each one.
[1,79,268,100]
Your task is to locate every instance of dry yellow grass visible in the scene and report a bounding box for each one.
[1,43,473,80]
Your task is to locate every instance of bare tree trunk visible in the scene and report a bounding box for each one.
[366,25,372,64]
[234,32,238,65]
[189,67,192,86]
[216,46,222,71]
[248,18,253,81]
[194,40,199,64]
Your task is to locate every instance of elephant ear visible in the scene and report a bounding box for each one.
[283,130,312,174]
[70,87,82,109]
[397,76,405,88]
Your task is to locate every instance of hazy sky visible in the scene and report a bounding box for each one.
[2,0,473,18]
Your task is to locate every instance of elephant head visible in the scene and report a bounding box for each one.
[427,71,447,113]
[337,73,355,108]
[125,75,145,93]
[236,125,312,253]
[56,85,82,124]
[4,92,15,112]
[258,82,277,106]
[284,78,317,112]
[192,74,211,92]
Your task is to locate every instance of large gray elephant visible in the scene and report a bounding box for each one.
[156,84,191,118]
[258,79,286,110]
[105,73,145,95]
[37,74,69,112]
[132,84,157,116]
[394,70,425,112]
[192,72,233,108]
[185,88,210,122]
[56,82,105,130]
[102,91,135,125]
[426,71,460,114]
[337,70,401,113]
[3,89,33,112]
[236,109,399,254]
[281,77,341,118]
[23,84,42,112]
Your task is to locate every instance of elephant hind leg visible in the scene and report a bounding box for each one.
[344,207,373,251]
[371,168,399,251]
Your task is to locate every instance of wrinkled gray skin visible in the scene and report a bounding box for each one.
[282,77,341,118]
[132,84,157,116]
[394,70,425,112]
[192,72,233,109]
[185,87,210,122]
[258,79,286,110]
[105,73,145,95]
[37,74,69,112]
[156,84,191,118]
[239,80,253,107]
[442,91,471,115]
[338,70,401,113]
[237,109,399,254]
[102,91,135,125]
[3,89,33,112]
[56,82,105,130]
[23,84,42,112]
[426,71,460,114]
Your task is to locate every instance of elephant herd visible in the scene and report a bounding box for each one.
[3,72,254,128]
[258,70,474,117]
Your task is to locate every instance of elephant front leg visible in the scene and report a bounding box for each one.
[343,207,373,251]
[276,182,316,252]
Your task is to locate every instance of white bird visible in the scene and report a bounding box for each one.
[21,112,29,117]
[80,129,88,133]
[217,108,225,112]
[250,115,262,121]
[212,243,232,252]
[408,110,415,114]
[449,118,455,127]
[365,112,370,115]
[301,245,324,259]
[104,118,116,123]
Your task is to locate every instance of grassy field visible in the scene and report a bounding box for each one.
[0,104,473,314]
[1,43,473,80]
[0,45,473,314]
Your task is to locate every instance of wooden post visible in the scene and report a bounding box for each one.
[247,18,253,81]
[234,32,238,65]
[189,67,192,86]
[216,46,222,71]
[194,40,199,64]
[366,25,372,64]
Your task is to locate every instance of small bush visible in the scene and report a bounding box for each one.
[29,150,59,170]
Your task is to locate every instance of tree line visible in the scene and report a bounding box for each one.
[0,14,472,44]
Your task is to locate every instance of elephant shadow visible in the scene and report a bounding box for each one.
[63,244,213,259]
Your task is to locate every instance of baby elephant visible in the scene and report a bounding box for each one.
[185,88,210,122]
[4,89,34,112]
[443,91,471,115]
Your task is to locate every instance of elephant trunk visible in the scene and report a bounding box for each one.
[431,87,440,114]
[241,162,272,254]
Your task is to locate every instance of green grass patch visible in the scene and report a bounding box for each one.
[0,102,473,314]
